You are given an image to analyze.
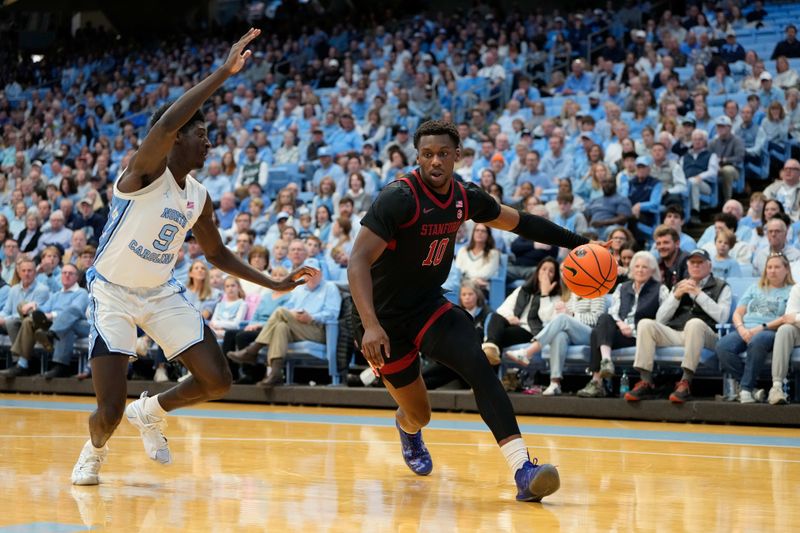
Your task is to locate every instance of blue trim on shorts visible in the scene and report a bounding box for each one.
[164,277,205,359]
[86,270,136,358]
[93,196,132,265]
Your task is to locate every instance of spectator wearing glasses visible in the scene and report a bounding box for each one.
[752,217,800,276]
[763,159,800,220]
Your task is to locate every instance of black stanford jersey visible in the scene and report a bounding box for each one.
[360,170,500,319]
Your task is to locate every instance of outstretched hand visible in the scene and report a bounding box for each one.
[225,28,262,75]
[270,265,319,291]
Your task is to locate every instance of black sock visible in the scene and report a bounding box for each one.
[681,368,694,383]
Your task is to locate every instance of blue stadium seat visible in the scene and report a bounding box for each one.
[285,319,343,385]
[699,177,719,209]
[266,168,290,198]
[489,254,509,310]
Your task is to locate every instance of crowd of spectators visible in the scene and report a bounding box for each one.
[1,1,800,401]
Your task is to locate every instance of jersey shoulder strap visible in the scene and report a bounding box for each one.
[396,175,421,229]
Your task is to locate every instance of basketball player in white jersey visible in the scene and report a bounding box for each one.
[71,28,315,485]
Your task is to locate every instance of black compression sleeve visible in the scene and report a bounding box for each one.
[513,212,590,250]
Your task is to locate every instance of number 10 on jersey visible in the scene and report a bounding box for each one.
[422,238,449,267]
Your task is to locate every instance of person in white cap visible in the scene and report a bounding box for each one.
[709,115,745,204]
[625,248,732,404]
[758,72,784,110]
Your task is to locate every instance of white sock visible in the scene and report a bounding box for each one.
[144,394,167,418]
[85,439,106,453]
[774,380,784,389]
[500,438,529,474]
[600,345,611,360]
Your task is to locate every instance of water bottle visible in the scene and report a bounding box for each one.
[359,367,378,387]
[723,373,735,401]
[619,371,630,398]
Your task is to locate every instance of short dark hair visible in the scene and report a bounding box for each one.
[665,204,685,220]
[714,212,738,232]
[413,120,460,149]
[148,102,205,133]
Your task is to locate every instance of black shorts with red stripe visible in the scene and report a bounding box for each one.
[353,297,456,389]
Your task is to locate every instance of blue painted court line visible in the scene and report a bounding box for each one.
[0,523,89,533]
[2,398,800,448]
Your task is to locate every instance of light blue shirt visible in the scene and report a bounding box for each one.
[328,128,363,156]
[697,224,754,248]
[564,72,594,94]
[286,280,342,323]
[41,285,89,318]
[1,281,50,320]
[312,163,346,190]
[738,284,792,328]
[712,257,742,280]
[203,174,233,203]
[36,268,62,293]
[250,291,291,325]
[540,152,574,180]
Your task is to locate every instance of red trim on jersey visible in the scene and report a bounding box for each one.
[380,348,419,375]
[456,181,469,221]
[398,177,421,229]
[413,301,453,348]
[413,170,454,210]
[386,239,397,251]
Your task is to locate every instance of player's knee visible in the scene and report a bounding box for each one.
[97,403,125,430]
[406,408,431,428]
[206,366,233,399]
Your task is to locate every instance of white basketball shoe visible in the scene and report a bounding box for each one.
[71,439,108,485]
[125,391,172,464]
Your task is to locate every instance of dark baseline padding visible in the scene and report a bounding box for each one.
[2,378,798,427]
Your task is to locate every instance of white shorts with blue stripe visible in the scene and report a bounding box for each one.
[87,271,205,360]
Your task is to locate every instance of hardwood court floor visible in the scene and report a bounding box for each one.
[1,393,799,533]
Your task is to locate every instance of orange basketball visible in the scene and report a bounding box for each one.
[560,243,617,298]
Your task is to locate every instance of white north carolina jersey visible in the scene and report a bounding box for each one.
[93,167,207,288]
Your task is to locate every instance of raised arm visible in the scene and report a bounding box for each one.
[120,28,262,190]
[192,193,315,291]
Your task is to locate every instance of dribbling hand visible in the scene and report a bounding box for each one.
[225,28,262,74]
[360,325,391,370]
[270,266,319,291]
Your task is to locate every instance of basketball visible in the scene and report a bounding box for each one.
[561,243,617,298]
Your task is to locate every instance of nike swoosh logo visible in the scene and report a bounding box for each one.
[423,207,435,214]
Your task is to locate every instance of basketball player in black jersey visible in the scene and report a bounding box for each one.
[348,120,590,502]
